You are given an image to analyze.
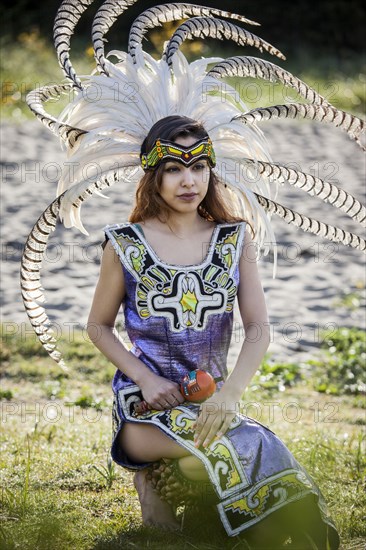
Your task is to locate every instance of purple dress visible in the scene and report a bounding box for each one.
[104,221,339,544]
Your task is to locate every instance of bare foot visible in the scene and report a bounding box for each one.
[134,469,181,532]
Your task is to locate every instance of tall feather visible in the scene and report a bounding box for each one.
[21,165,141,365]
[92,0,141,75]
[255,194,366,252]
[207,56,329,105]
[234,104,365,151]
[245,159,366,226]
[53,0,96,89]
[128,4,260,61]
[26,84,86,148]
[20,194,67,368]
[163,17,286,66]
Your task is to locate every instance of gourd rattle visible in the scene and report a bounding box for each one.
[180,369,216,402]
[135,369,219,413]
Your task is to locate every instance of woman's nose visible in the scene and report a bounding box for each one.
[181,167,195,186]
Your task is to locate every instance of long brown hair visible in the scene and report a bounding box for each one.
[129,116,244,224]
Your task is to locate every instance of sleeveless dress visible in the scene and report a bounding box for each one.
[104,221,339,545]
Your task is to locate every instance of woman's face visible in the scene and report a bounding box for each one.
[158,135,211,214]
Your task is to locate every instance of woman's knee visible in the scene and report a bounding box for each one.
[178,454,209,481]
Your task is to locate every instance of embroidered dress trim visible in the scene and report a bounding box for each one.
[104,222,246,333]
[218,470,315,536]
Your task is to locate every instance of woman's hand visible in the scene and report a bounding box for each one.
[139,373,185,410]
[192,390,240,449]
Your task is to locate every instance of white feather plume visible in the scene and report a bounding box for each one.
[56,47,276,253]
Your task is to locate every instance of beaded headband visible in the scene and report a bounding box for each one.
[140,137,216,171]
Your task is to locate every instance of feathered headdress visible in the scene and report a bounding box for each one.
[22,0,365,368]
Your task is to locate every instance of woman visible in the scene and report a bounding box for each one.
[86,115,339,548]
[22,2,364,547]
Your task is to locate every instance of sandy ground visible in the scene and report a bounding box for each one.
[1,119,365,367]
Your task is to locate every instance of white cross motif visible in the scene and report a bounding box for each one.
[148,271,227,332]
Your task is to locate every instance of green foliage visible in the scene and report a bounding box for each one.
[41,380,65,400]
[3,0,365,55]
[1,29,94,121]
[74,395,105,411]
[333,286,365,311]
[0,322,114,384]
[93,456,117,489]
[1,323,49,360]
[352,395,366,409]
[310,328,366,396]
[2,435,32,520]
[0,389,13,400]
[289,431,366,545]
[251,360,304,393]
[227,67,365,114]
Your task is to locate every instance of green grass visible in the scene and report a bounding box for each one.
[0,325,365,549]
[1,29,365,123]
[308,327,366,396]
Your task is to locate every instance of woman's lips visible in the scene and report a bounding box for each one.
[177,193,197,201]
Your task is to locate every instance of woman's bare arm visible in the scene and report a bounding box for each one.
[87,240,149,382]
[87,241,184,409]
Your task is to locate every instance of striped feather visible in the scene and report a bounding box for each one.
[163,17,286,65]
[53,0,95,89]
[60,165,141,232]
[26,84,86,147]
[234,104,365,151]
[21,166,139,364]
[207,56,329,105]
[20,194,68,369]
[245,159,366,226]
[92,0,140,75]
[128,4,259,61]
[254,194,366,251]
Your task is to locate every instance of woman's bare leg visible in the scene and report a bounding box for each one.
[119,422,209,478]
[119,422,191,462]
[119,422,209,529]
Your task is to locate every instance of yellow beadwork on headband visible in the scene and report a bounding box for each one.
[140,137,216,171]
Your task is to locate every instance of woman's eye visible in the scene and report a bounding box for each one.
[193,163,205,170]
[165,166,180,173]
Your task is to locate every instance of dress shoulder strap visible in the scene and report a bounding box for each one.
[103,222,154,281]
[212,221,246,275]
